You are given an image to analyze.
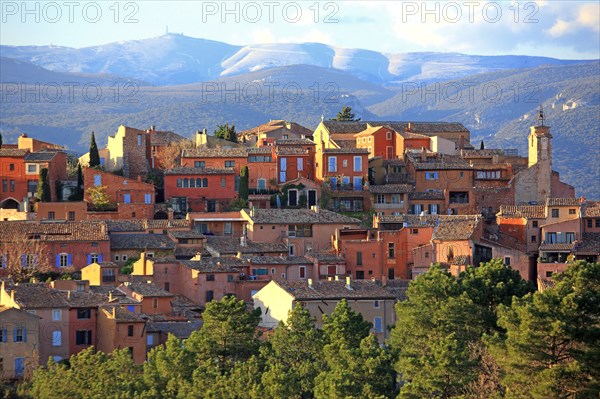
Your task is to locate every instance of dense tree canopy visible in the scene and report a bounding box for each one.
[331,106,360,121]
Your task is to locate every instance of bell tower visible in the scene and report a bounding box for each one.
[528,105,552,168]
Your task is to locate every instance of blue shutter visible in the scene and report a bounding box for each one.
[13,328,17,342]
[67,254,73,266]
[87,254,92,264]
[2,329,6,342]
[98,254,103,263]
[21,254,26,268]
[56,255,60,267]
[23,327,27,342]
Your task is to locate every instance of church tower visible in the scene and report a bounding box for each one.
[528,105,552,168]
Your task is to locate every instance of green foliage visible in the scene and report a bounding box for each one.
[89,131,100,167]
[214,123,237,143]
[331,106,360,121]
[239,166,249,201]
[229,198,248,211]
[86,186,115,211]
[322,299,371,349]
[68,163,84,201]
[494,261,600,398]
[36,167,51,202]
[120,256,138,275]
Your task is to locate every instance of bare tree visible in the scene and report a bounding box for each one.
[464,341,505,399]
[1,235,52,282]
[155,139,195,170]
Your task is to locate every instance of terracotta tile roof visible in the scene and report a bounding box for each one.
[408,191,445,200]
[545,198,582,206]
[574,233,600,255]
[150,131,186,146]
[273,279,396,300]
[451,255,470,265]
[181,258,245,272]
[205,236,287,256]
[24,150,61,162]
[378,214,438,227]
[0,148,28,157]
[170,230,205,239]
[124,282,174,297]
[498,205,546,219]
[240,121,312,137]
[322,121,469,134]
[539,242,575,252]
[146,320,202,338]
[245,208,360,225]
[246,256,312,265]
[583,201,600,217]
[330,136,360,149]
[369,184,412,194]
[0,220,109,242]
[164,167,235,175]
[275,138,315,146]
[398,131,430,140]
[276,147,310,156]
[64,291,106,308]
[383,159,405,166]
[182,147,248,158]
[383,279,410,301]
[106,219,191,232]
[6,283,70,308]
[460,149,505,158]
[101,305,144,322]
[305,251,345,263]
[109,233,176,250]
[147,219,191,229]
[353,125,390,137]
[432,215,481,241]
[323,147,370,154]
[247,147,273,154]
[406,152,472,170]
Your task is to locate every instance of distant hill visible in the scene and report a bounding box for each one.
[0,33,587,86]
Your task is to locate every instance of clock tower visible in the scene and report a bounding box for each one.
[528,105,552,168]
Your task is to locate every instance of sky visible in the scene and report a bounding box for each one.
[0,0,599,59]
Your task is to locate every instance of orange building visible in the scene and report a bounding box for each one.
[354,125,397,160]
[97,306,146,364]
[187,211,247,236]
[276,139,316,184]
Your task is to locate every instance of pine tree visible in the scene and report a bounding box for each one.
[332,106,360,121]
[239,166,249,201]
[480,140,485,150]
[214,124,238,143]
[89,131,100,167]
[36,167,51,202]
[76,163,84,200]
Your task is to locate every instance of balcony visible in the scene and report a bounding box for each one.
[373,202,405,210]
[386,173,414,184]
[249,188,280,195]
[330,183,363,192]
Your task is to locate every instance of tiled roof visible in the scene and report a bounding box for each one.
[147,219,192,229]
[323,148,370,154]
[0,148,28,157]
[0,220,109,242]
[64,291,106,308]
[247,147,273,154]
[432,215,481,241]
[273,279,395,300]
[164,167,235,175]
[406,152,472,170]
[146,320,202,338]
[399,131,430,140]
[244,208,361,225]
[305,251,345,263]
[106,219,191,232]
[545,198,582,206]
[205,236,287,256]
[498,205,546,219]
[275,139,315,146]
[246,256,312,265]
[170,230,205,239]
[383,280,410,301]
[383,159,405,166]
[240,120,313,137]
[94,262,119,268]
[330,135,359,149]
[451,255,470,265]
[24,150,60,162]
[378,214,438,227]
[539,242,575,252]
[460,149,505,158]
[150,131,186,146]
[125,282,173,297]
[574,233,600,255]
[353,125,389,137]
[369,184,412,194]
[322,121,469,134]
[181,258,245,272]
[408,191,445,200]
[182,147,248,158]
[109,233,176,250]
[276,147,310,156]
[583,201,600,217]
[101,305,144,322]
[7,284,69,308]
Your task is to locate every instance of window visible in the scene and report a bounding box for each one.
[164,282,170,291]
[353,156,362,172]
[15,358,24,377]
[137,134,143,146]
[27,164,37,173]
[68,211,75,221]
[531,235,537,242]
[596,219,600,228]
[13,327,25,342]
[425,252,429,258]
[52,330,62,346]
[147,335,154,346]
[569,209,576,215]
[353,177,362,191]
[206,274,215,281]
[152,298,158,309]
[225,160,235,168]
[75,330,92,345]
[587,219,593,228]
[123,193,131,204]
[297,157,303,171]
[566,232,576,243]
[449,191,469,204]
[376,194,385,204]
[48,211,55,220]
[52,309,62,321]
[546,271,553,277]
[504,257,511,266]
[146,252,154,258]
[221,178,226,187]
[386,130,392,140]
[425,172,438,180]
[388,243,395,259]
[224,222,232,235]
[58,253,70,267]
[248,155,272,162]
[127,325,134,337]
[77,309,91,319]
[374,317,383,333]
[194,161,205,168]
[9,180,14,192]
[476,170,501,179]
[9,164,14,171]
[546,232,557,243]
[2,180,6,192]
[27,180,38,194]
[115,255,120,261]
[299,266,306,279]
[551,209,559,218]
[257,178,267,190]
[289,245,295,256]
[206,291,214,302]
[227,275,234,283]
[253,268,268,275]
[532,221,538,228]
[328,156,337,172]
[122,255,128,261]
[356,251,363,266]
[356,270,365,279]
[374,300,380,308]
[94,174,102,186]
[144,194,152,204]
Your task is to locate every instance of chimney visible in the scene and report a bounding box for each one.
[307,278,313,288]
[381,275,387,287]
[140,252,147,275]
[217,261,221,268]
[108,290,113,302]
[458,135,465,150]
[150,125,156,131]
[420,147,427,162]
[345,276,352,290]
[407,122,414,132]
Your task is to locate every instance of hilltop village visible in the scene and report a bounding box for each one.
[0,110,598,381]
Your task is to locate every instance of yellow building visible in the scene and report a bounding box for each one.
[0,306,41,379]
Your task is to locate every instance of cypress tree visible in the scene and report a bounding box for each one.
[89,131,100,167]
[36,167,51,202]
[239,166,249,201]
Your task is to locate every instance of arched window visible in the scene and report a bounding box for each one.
[196,178,202,187]
[190,178,196,188]
[177,178,182,188]
[203,178,208,187]
[183,178,189,188]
